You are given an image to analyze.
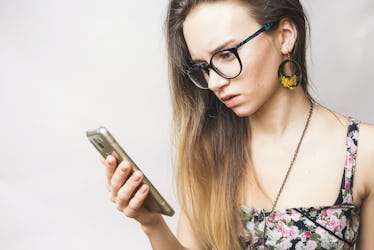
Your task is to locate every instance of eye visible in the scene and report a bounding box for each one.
[206,67,212,76]
[190,63,210,77]
[214,50,236,62]
[196,62,208,68]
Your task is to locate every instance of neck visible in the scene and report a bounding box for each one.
[248,87,312,139]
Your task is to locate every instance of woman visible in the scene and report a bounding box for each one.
[101,0,374,249]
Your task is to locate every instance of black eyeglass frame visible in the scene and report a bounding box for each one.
[187,21,279,89]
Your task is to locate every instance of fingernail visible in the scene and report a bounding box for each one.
[107,156,114,164]
[133,171,142,182]
[140,184,148,193]
[120,163,129,172]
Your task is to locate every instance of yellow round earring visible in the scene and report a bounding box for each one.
[278,54,302,90]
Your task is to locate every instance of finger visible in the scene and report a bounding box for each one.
[109,160,131,197]
[99,155,116,191]
[116,171,144,211]
[104,155,118,189]
[123,184,149,218]
[128,184,149,210]
[100,155,116,167]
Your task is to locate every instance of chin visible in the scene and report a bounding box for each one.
[231,106,256,117]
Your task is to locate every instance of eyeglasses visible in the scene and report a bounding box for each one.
[187,22,278,89]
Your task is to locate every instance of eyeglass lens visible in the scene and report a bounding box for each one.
[188,50,241,89]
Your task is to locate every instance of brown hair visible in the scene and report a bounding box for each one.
[165,0,310,249]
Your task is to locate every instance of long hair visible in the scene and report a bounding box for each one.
[165,1,310,249]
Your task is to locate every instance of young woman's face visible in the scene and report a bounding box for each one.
[183,1,284,117]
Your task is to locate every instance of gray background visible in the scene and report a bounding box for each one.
[0,0,373,249]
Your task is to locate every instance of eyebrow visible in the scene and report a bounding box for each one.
[191,38,236,62]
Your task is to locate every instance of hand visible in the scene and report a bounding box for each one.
[100,155,162,227]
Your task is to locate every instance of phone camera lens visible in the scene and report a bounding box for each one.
[97,141,104,149]
[93,138,105,149]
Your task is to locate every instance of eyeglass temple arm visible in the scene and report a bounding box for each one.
[234,21,278,49]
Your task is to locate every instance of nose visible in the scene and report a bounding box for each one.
[208,70,229,91]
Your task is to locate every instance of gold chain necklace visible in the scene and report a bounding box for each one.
[261,99,314,247]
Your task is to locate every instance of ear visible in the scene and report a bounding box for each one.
[277,18,298,55]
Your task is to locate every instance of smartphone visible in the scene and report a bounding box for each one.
[86,127,175,216]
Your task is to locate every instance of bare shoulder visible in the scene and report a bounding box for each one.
[355,121,374,247]
[358,121,374,149]
[315,105,374,198]
[312,104,350,132]
[358,120,374,142]
[356,120,374,196]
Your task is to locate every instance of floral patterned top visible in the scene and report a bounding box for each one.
[239,118,361,250]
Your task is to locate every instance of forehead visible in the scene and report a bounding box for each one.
[183,1,259,61]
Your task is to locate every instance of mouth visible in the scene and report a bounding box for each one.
[221,94,237,101]
[220,94,239,108]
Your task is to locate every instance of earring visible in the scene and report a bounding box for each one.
[278,54,302,90]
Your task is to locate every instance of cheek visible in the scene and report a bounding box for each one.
[239,39,281,88]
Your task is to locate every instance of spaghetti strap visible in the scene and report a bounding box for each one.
[341,117,360,204]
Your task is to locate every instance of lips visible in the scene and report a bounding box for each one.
[220,94,239,108]
[220,94,237,102]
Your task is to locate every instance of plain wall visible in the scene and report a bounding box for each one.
[0,0,373,249]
